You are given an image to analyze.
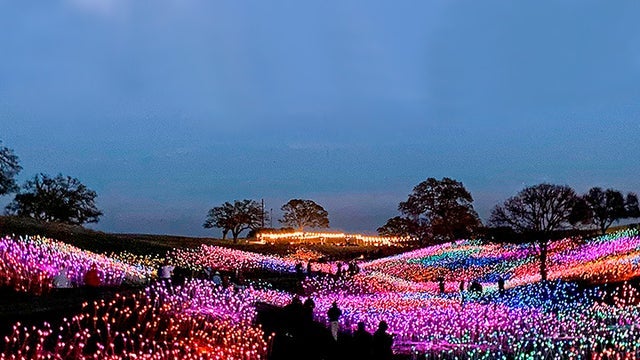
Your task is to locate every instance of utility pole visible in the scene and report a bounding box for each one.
[270,208,273,228]
[261,199,265,228]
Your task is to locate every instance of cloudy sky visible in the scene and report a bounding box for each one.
[1,0,639,236]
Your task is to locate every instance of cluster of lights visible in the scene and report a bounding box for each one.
[360,229,640,290]
[109,251,164,273]
[170,245,336,274]
[283,248,325,262]
[256,231,413,246]
[0,235,153,294]
[2,280,270,359]
[2,229,640,358]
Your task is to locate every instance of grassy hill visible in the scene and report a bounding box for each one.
[0,216,222,255]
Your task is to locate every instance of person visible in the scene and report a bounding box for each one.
[352,322,373,360]
[438,277,445,294]
[336,263,343,278]
[459,280,465,307]
[295,262,304,279]
[498,276,505,294]
[84,264,101,299]
[469,280,483,294]
[303,297,315,323]
[212,271,222,286]
[53,267,72,289]
[327,301,342,341]
[372,321,393,360]
[159,260,175,281]
[347,262,355,276]
[306,261,313,277]
[84,264,101,287]
[284,295,304,334]
[203,266,213,280]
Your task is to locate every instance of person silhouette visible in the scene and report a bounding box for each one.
[352,322,373,360]
[327,301,342,341]
[372,321,393,360]
[438,277,445,294]
[303,297,315,324]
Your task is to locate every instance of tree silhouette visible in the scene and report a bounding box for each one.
[582,187,639,234]
[204,199,263,242]
[626,193,640,219]
[6,173,102,225]
[0,141,22,196]
[377,216,419,237]
[280,199,329,231]
[392,177,481,245]
[489,183,583,281]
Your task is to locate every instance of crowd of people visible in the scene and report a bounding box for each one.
[270,296,393,360]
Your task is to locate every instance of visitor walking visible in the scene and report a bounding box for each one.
[327,301,342,341]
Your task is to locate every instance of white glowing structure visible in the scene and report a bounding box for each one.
[256,231,414,246]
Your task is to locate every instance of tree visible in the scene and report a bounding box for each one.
[377,216,418,237]
[280,199,329,231]
[0,141,22,196]
[393,177,481,245]
[626,193,640,219]
[203,199,263,242]
[582,187,638,234]
[203,202,235,240]
[489,183,583,281]
[6,173,102,225]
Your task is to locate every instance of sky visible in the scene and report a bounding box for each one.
[1,0,640,237]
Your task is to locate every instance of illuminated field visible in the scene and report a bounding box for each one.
[2,230,640,358]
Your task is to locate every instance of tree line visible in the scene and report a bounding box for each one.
[377,177,639,281]
[0,140,102,225]
[203,198,330,242]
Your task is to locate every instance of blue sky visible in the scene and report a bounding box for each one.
[1,0,639,236]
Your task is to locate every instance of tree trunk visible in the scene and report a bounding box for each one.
[222,229,228,240]
[539,240,548,281]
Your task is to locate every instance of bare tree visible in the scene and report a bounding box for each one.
[204,199,263,242]
[489,183,583,281]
